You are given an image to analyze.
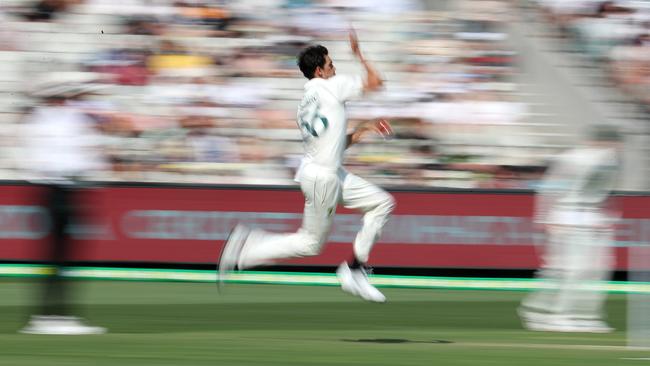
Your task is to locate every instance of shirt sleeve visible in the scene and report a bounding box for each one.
[328,74,363,102]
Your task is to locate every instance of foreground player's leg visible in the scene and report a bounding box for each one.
[340,172,395,303]
[21,185,106,335]
[234,168,340,269]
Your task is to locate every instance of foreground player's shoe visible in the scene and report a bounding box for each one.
[20,315,106,335]
[336,262,360,297]
[218,224,250,289]
[351,266,386,303]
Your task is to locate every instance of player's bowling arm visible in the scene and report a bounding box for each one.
[360,59,383,93]
[349,29,383,93]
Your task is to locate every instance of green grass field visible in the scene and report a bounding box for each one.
[0,279,647,366]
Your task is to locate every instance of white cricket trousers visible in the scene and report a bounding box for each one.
[522,224,614,319]
[237,163,395,269]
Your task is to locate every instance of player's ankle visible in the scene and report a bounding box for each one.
[349,257,365,269]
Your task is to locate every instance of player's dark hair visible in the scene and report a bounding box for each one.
[297,45,328,79]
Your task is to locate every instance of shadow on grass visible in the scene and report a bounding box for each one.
[342,338,454,344]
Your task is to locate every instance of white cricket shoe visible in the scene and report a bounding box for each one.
[518,308,613,333]
[536,318,607,333]
[351,267,386,303]
[218,224,250,288]
[20,316,106,335]
[517,307,554,331]
[336,262,360,297]
[517,308,578,332]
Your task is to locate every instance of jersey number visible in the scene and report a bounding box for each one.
[299,104,328,137]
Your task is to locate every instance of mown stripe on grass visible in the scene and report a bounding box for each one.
[451,342,649,351]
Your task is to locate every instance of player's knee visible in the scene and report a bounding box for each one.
[296,235,324,257]
[378,194,395,215]
[297,244,321,257]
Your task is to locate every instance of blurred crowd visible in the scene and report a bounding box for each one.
[533,0,650,110]
[0,0,600,188]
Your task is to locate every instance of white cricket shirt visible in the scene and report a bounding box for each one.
[296,74,363,173]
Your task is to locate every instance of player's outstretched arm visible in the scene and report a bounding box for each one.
[349,29,383,93]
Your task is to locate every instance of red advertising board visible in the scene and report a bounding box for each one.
[0,183,648,269]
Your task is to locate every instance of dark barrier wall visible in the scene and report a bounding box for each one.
[1,182,649,269]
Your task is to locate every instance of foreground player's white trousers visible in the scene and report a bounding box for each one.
[522,223,614,320]
[238,163,394,269]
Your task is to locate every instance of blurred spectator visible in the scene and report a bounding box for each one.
[229,46,297,77]
[147,40,214,77]
[634,33,650,47]
[0,8,19,50]
[123,16,162,36]
[179,114,240,163]
[25,0,77,21]
[173,1,231,30]
[85,48,151,86]
[609,40,650,108]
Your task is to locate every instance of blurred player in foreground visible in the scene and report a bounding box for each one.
[518,125,622,333]
[19,73,107,335]
[220,29,395,302]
